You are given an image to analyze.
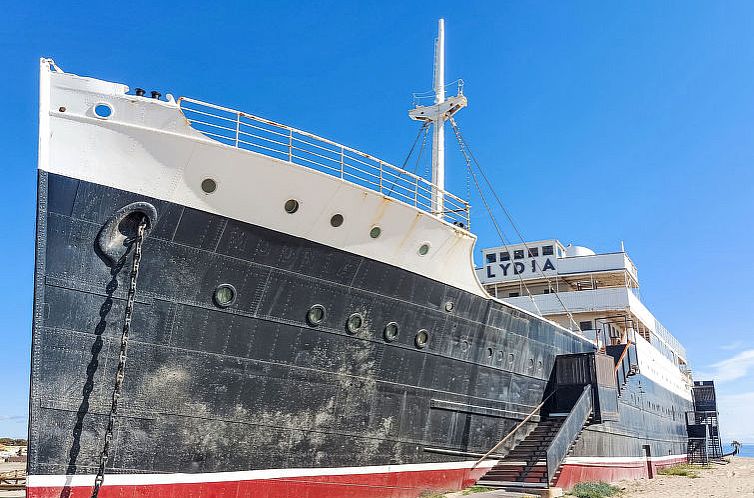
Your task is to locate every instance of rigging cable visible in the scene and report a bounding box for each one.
[385,122,430,199]
[448,121,543,316]
[449,118,580,331]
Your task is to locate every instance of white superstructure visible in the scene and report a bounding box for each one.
[477,239,692,399]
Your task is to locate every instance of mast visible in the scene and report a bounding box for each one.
[409,19,467,220]
[432,19,446,217]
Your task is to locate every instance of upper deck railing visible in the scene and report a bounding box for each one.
[178,97,471,228]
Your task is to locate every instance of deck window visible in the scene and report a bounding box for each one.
[513,250,524,260]
[579,320,593,331]
[542,245,554,256]
[500,251,510,261]
[486,253,497,264]
[528,247,539,257]
[509,292,520,297]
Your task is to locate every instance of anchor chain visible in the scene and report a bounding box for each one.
[91,215,148,498]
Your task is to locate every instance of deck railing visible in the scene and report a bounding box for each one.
[178,97,471,228]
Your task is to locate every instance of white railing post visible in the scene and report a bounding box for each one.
[340,147,345,179]
[235,113,240,147]
[288,129,293,162]
[414,182,419,207]
[379,162,383,192]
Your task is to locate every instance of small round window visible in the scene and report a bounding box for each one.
[369,226,381,239]
[384,322,399,342]
[284,199,299,214]
[415,329,429,349]
[307,304,326,326]
[346,313,363,334]
[487,347,494,358]
[460,339,469,352]
[330,214,344,227]
[201,178,217,194]
[418,243,430,256]
[444,301,454,312]
[528,358,535,369]
[508,353,515,364]
[213,284,236,308]
[94,103,112,119]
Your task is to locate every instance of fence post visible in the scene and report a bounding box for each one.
[235,113,240,147]
[340,148,345,179]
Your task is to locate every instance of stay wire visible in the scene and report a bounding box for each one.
[450,118,579,331]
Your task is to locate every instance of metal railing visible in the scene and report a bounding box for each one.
[178,97,471,227]
[546,385,593,484]
[472,389,557,468]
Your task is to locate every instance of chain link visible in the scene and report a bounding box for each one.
[91,216,147,498]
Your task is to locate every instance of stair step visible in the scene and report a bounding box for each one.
[477,480,549,489]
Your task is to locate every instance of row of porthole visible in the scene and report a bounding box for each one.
[213,286,538,363]
[486,347,543,370]
[306,304,429,349]
[200,178,432,256]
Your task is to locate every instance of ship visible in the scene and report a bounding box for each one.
[27,20,719,498]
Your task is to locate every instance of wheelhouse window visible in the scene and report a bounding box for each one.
[486,253,497,264]
[579,320,593,331]
[528,247,539,257]
[500,251,510,261]
[513,250,524,260]
[509,292,520,297]
[542,245,554,256]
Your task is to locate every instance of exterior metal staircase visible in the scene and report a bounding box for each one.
[476,386,594,493]
[472,351,623,494]
[606,341,638,398]
[686,381,723,464]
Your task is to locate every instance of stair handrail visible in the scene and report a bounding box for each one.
[614,339,633,373]
[472,389,557,468]
[545,385,593,485]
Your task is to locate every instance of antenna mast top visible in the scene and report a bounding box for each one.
[409,19,467,220]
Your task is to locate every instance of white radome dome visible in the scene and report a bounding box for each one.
[565,244,596,257]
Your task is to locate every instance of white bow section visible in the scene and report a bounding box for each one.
[38,61,488,297]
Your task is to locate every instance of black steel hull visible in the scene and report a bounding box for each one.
[28,172,692,496]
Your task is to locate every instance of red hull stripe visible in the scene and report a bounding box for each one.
[556,454,687,489]
[27,460,496,498]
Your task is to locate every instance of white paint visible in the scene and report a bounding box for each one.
[40,64,487,297]
[634,332,693,401]
[26,459,498,488]
[432,18,446,217]
[564,453,687,465]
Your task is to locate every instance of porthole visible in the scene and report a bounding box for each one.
[384,322,399,342]
[330,214,344,227]
[59,106,66,113]
[415,329,429,349]
[284,199,299,214]
[460,340,469,352]
[538,360,543,371]
[418,243,430,256]
[346,313,363,334]
[528,358,535,369]
[444,301,454,312]
[201,178,217,194]
[213,284,236,308]
[508,353,515,364]
[487,347,494,358]
[306,304,326,326]
[369,226,381,239]
[497,351,504,362]
[94,103,113,119]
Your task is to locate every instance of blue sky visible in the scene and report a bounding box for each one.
[2,2,753,442]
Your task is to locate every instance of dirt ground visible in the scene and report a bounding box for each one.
[0,461,25,498]
[615,457,754,498]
